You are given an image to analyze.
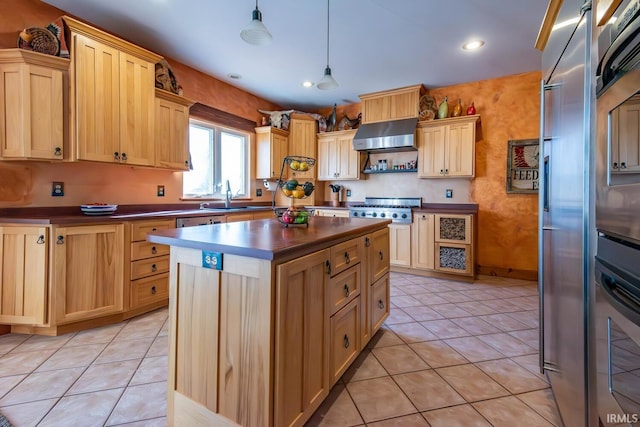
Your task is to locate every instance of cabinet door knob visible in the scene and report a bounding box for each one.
[621,162,627,169]
[365,237,370,247]
[326,260,331,275]
[445,169,448,174]
[378,299,385,309]
[613,162,619,169]
[379,251,384,260]
[440,169,444,174]
[343,334,350,349]
[344,252,350,264]
[152,228,157,231]
[121,152,127,161]
[114,151,120,160]
[56,235,64,244]
[344,284,350,297]
[36,235,45,244]
[151,246,157,254]
[151,286,157,294]
[184,160,189,167]
[54,147,62,156]
[422,215,426,220]
[151,264,157,272]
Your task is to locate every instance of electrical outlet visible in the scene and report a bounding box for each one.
[445,189,453,198]
[346,189,351,197]
[157,185,165,197]
[256,188,262,197]
[52,182,64,197]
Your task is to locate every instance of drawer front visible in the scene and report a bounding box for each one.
[435,242,472,275]
[370,273,390,334]
[131,219,175,242]
[130,273,169,308]
[367,229,390,284]
[329,264,361,316]
[434,214,471,244]
[131,241,169,261]
[131,255,170,280]
[330,296,360,385]
[330,237,363,277]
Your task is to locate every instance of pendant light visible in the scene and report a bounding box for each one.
[240,0,272,46]
[317,0,338,90]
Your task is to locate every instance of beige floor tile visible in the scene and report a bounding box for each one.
[11,334,74,353]
[391,295,423,308]
[517,389,564,426]
[0,398,57,426]
[384,307,415,325]
[435,364,510,402]
[454,301,499,316]
[409,340,469,368]
[444,336,505,362]
[106,381,167,425]
[366,413,429,426]
[475,358,549,394]
[422,404,491,427]
[371,345,429,374]
[114,323,162,341]
[130,355,168,385]
[94,337,154,364]
[438,291,476,303]
[477,313,530,331]
[473,395,555,427]
[477,332,537,357]
[389,287,407,296]
[508,328,540,350]
[397,285,430,296]
[342,350,388,383]
[421,319,470,339]
[67,359,140,395]
[0,375,25,400]
[39,388,123,427]
[388,322,438,343]
[510,354,548,381]
[0,349,56,377]
[451,316,502,335]
[112,417,167,427]
[367,328,404,349]
[0,367,84,406]
[402,306,445,322]
[430,303,473,319]
[394,369,465,411]
[507,310,540,328]
[412,293,450,305]
[305,383,363,426]
[65,323,125,347]
[460,290,493,301]
[480,298,524,313]
[146,334,169,357]
[346,376,416,423]
[158,319,169,337]
[36,343,106,372]
[0,334,30,355]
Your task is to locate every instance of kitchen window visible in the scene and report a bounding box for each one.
[183,118,249,198]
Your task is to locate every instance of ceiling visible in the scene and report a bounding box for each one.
[42,0,549,111]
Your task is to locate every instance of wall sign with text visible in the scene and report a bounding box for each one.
[506,139,539,194]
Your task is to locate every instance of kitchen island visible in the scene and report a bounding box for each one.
[147,216,391,427]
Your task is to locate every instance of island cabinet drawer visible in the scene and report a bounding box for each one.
[330,237,363,277]
[131,219,175,242]
[329,264,361,315]
[367,228,390,284]
[131,241,170,261]
[130,274,169,308]
[131,255,170,280]
[370,273,390,334]
[330,296,360,385]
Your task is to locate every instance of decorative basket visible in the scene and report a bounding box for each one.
[274,207,315,227]
[17,27,60,56]
[278,180,315,199]
[285,156,316,172]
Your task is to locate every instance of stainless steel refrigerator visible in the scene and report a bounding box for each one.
[539,0,597,426]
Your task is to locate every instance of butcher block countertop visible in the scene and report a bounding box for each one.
[147,216,391,261]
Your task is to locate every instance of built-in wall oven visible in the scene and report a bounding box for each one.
[595,0,640,424]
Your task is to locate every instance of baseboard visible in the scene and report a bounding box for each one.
[390,266,475,283]
[475,265,537,281]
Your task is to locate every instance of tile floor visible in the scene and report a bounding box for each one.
[0,272,564,426]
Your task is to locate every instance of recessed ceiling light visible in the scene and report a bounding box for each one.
[462,40,484,50]
[302,81,314,88]
[227,73,242,80]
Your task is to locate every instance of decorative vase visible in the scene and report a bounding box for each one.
[452,98,462,117]
[438,96,449,119]
[466,102,476,115]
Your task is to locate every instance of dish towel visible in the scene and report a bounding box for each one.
[0,413,13,427]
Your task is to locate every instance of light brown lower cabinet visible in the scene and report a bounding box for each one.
[389,223,411,267]
[330,296,360,385]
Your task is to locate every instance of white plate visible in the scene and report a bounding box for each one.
[81,204,118,210]
[82,209,117,216]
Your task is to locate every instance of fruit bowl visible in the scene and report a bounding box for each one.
[285,156,315,172]
[274,207,314,227]
[279,180,315,199]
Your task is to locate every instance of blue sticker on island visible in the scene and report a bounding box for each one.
[202,251,223,270]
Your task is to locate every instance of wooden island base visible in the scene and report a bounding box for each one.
[148,217,391,427]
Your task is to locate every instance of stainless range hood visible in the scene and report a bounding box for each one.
[352,118,418,152]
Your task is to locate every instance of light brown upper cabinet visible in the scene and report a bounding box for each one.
[154,89,193,170]
[0,49,69,160]
[417,115,479,178]
[64,16,162,166]
[359,84,425,124]
[317,129,361,181]
[256,126,288,179]
[288,114,317,179]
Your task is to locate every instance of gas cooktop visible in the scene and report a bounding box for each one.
[348,197,422,224]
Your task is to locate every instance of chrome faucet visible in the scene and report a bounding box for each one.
[225,179,232,208]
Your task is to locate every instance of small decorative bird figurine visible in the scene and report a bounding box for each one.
[326,104,337,132]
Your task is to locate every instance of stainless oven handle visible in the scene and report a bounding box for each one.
[597,8,640,78]
[596,258,640,327]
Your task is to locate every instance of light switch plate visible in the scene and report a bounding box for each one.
[52,182,64,197]
[346,189,351,197]
[445,189,453,198]
[157,185,165,197]
[256,188,262,197]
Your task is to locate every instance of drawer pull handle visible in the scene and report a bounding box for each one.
[36,235,45,244]
[114,151,120,160]
[151,264,157,272]
[343,334,350,349]
[121,152,127,161]
[379,251,384,260]
[344,252,350,264]
[54,146,62,156]
[344,284,350,297]
[151,246,157,254]
[378,299,385,309]
[326,260,331,275]
[151,228,157,231]
[151,286,157,295]
[365,237,370,247]
[56,235,64,245]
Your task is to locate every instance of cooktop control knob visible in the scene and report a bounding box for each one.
[401,213,408,219]
[392,213,398,218]
[380,213,386,218]
[372,212,377,217]
[360,212,366,217]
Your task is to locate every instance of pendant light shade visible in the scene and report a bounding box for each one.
[240,1,272,46]
[318,0,338,90]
